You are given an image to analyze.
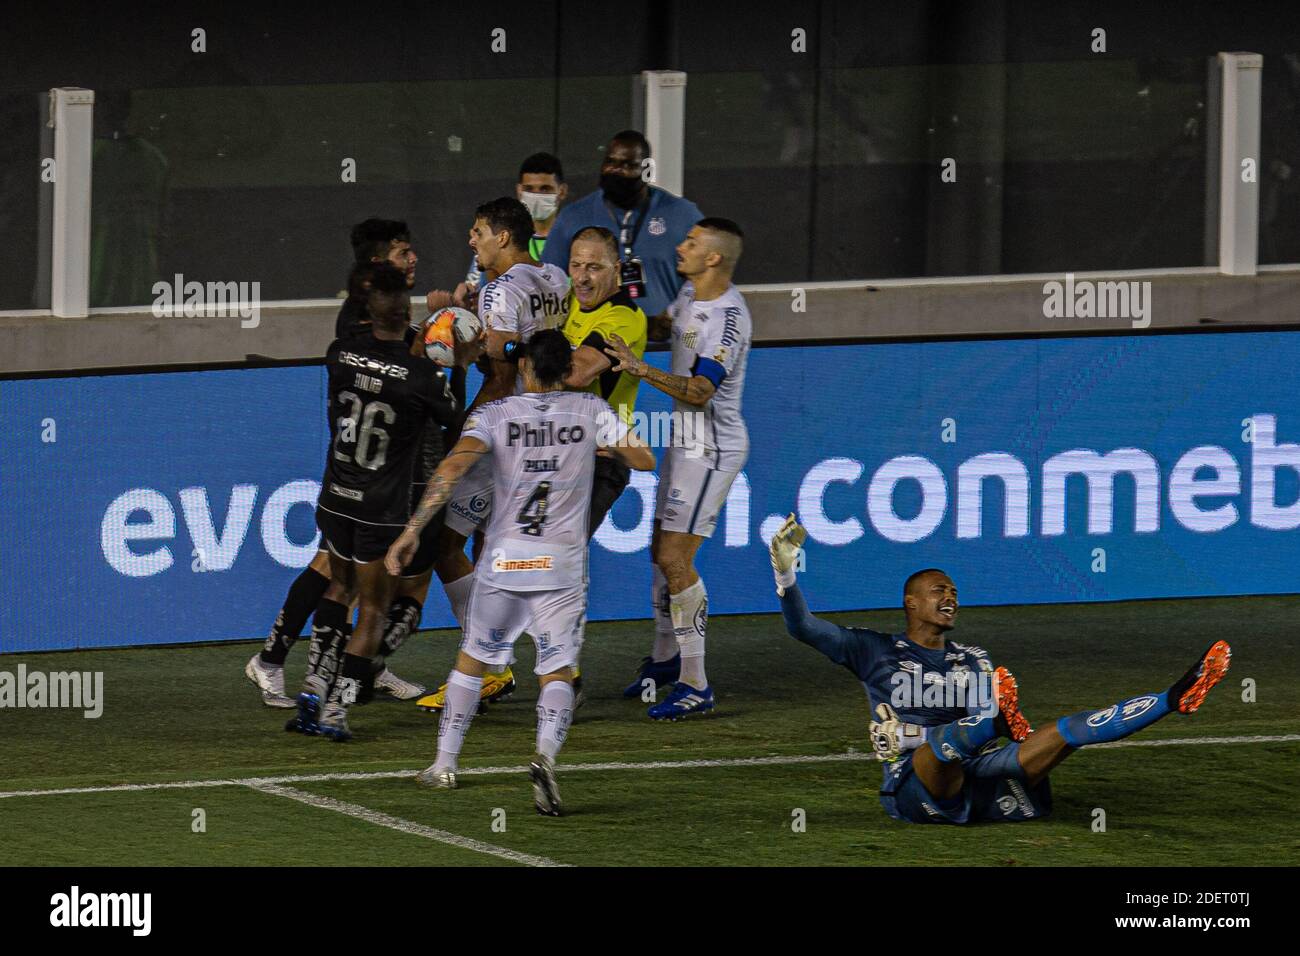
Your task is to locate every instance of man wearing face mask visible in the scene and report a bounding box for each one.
[541,131,703,322]
[446,153,569,305]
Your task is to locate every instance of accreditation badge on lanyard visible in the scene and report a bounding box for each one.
[616,203,649,301]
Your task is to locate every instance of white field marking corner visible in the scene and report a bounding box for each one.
[247,782,566,868]
[0,734,1296,802]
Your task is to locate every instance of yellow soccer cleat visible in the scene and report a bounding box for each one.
[416,667,516,713]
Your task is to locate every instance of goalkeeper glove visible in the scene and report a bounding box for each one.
[769,513,806,595]
[869,703,927,762]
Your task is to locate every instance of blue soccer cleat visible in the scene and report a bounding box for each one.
[647,682,715,721]
[622,654,681,698]
[285,688,323,735]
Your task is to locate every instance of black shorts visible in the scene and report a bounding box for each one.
[588,456,632,538]
[316,506,403,564]
[401,484,448,578]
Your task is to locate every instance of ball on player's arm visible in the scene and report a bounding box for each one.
[422,307,482,366]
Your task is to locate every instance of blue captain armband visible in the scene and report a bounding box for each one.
[692,356,726,388]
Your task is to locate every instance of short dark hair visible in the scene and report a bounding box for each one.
[474,197,533,253]
[519,151,564,183]
[904,568,949,600]
[522,329,574,388]
[571,226,618,262]
[351,218,410,263]
[610,129,651,158]
[697,217,744,240]
[365,262,410,330]
[346,260,379,299]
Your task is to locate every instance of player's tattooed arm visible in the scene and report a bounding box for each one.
[604,333,715,406]
[385,438,487,575]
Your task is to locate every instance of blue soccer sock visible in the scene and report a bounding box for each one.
[927,713,1000,763]
[1055,690,1172,748]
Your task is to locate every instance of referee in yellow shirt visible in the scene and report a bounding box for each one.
[562,226,648,533]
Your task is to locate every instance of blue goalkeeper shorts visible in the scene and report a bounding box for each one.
[878,743,1053,825]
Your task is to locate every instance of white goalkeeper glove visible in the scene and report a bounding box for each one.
[869,703,928,763]
[769,513,806,595]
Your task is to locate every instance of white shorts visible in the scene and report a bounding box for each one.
[444,456,493,536]
[461,581,587,675]
[654,448,739,538]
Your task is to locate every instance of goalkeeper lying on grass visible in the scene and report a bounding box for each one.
[769,515,1232,825]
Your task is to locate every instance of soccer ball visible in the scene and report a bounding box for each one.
[422,307,482,366]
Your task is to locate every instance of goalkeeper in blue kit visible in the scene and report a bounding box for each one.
[768,515,1232,824]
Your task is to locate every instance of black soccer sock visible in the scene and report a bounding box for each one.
[331,653,372,710]
[261,566,330,666]
[305,600,349,697]
[374,596,423,668]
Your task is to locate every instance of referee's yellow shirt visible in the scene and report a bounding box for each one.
[561,288,647,426]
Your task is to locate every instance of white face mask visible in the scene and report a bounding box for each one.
[519,190,559,221]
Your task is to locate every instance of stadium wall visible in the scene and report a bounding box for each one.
[2,327,1298,652]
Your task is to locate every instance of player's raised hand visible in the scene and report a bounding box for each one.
[426,289,456,313]
[769,513,806,575]
[603,334,644,376]
[385,530,420,576]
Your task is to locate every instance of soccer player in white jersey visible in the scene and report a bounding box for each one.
[420,198,571,711]
[387,331,654,815]
[604,218,752,720]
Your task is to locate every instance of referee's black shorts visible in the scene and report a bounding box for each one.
[588,455,632,538]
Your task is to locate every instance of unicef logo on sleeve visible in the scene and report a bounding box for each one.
[469,494,490,514]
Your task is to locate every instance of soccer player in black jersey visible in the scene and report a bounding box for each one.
[249,220,450,706]
[286,264,460,741]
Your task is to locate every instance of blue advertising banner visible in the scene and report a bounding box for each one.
[2,331,1298,652]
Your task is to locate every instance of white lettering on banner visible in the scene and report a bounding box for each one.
[1168,446,1241,533]
[956,453,1030,539]
[261,480,323,566]
[797,457,865,545]
[178,485,257,571]
[867,456,948,544]
[592,471,657,554]
[101,481,320,578]
[101,488,175,577]
[97,415,1299,576]
[1041,448,1161,536]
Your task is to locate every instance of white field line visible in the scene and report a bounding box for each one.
[247,782,566,868]
[1,734,1297,801]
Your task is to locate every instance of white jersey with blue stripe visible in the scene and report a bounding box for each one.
[667,281,752,471]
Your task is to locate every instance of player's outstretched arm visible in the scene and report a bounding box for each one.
[603,333,716,406]
[385,436,487,575]
[565,344,611,388]
[770,515,859,667]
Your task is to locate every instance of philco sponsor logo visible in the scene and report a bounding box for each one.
[151,273,261,329]
[0,666,103,719]
[50,886,151,936]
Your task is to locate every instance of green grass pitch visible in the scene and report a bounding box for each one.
[1,595,1296,867]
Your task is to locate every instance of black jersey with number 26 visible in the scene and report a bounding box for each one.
[319,334,458,526]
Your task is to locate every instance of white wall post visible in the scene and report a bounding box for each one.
[635,71,687,196]
[1217,53,1262,276]
[50,87,94,317]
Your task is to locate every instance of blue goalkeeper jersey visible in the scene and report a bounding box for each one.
[780,584,997,728]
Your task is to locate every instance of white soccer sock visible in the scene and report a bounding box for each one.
[650,565,677,662]
[535,680,575,761]
[671,578,708,689]
[442,572,473,629]
[433,669,482,772]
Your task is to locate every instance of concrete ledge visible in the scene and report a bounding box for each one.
[4,269,1300,375]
